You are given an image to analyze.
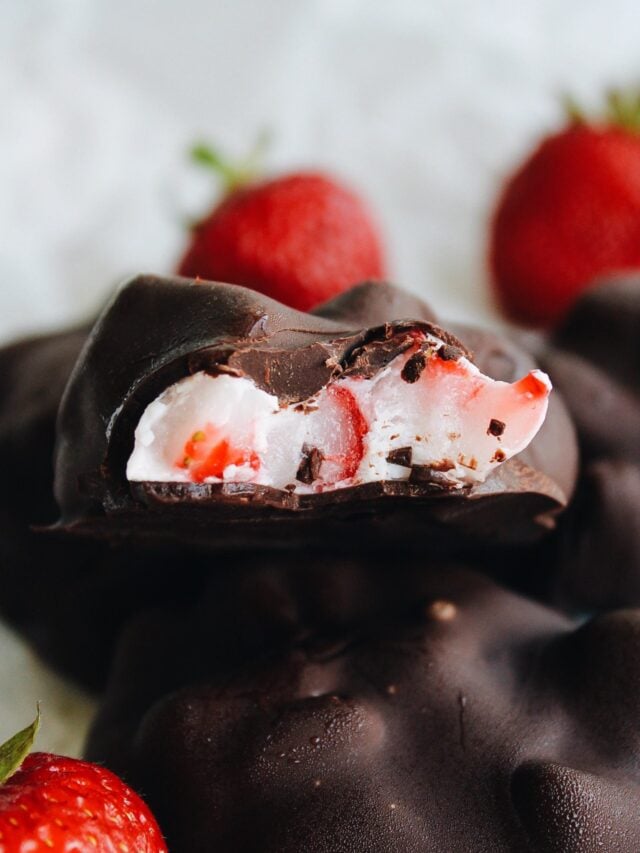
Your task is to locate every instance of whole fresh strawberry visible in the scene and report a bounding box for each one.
[177,142,386,311]
[490,91,640,327]
[0,710,166,852]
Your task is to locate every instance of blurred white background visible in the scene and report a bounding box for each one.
[2,0,640,755]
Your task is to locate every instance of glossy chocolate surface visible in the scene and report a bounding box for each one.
[542,276,640,609]
[0,326,206,687]
[544,275,640,463]
[87,566,640,852]
[0,327,88,525]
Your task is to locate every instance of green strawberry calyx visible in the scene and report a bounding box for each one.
[565,89,640,132]
[0,706,40,785]
[190,131,271,194]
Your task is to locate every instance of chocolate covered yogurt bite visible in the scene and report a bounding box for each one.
[0,279,576,683]
[87,566,640,852]
[53,276,575,555]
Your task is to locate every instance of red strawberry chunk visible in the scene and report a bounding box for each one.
[177,424,259,483]
[321,385,368,483]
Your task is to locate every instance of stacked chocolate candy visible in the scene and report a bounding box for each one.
[541,275,640,609]
[1,276,639,851]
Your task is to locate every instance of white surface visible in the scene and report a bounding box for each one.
[1,0,639,757]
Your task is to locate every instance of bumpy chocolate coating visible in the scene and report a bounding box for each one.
[541,276,640,609]
[554,458,640,610]
[0,519,209,690]
[53,276,575,553]
[0,327,210,687]
[545,274,640,463]
[87,566,640,852]
[86,557,465,765]
[0,327,88,524]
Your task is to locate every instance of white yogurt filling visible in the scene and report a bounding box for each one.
[126,336,551,493]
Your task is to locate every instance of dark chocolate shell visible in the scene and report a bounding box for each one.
[86,565,640,852]
[52,276,576,554]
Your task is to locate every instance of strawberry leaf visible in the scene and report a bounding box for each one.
[190,142,243,190]
[188,134,271,195]
[563,89,640,132]
[0,706,40,784]
[190,143,232,174]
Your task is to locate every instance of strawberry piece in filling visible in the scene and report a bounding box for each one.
[126,333,551,493]
[311,385,368,483]
[177,425,260,483]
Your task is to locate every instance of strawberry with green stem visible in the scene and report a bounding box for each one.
[490,89,640,327]
[177,138,386,311]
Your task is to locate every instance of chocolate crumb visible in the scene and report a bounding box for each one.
[487,418,506,437]
[438,344,463,362]
[401,350,427,383]
[491,449,506,463]
[345,335,415,378]
[296,445,324,484]
[386,447,413,467]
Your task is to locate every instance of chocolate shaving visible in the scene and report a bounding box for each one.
[343,333,415,379]
[487,418,506,437]
[386,447,413,467]
[409,466,457,490]
[401,351,427,384]
[296,445,324,485]
[438,344,463,362]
